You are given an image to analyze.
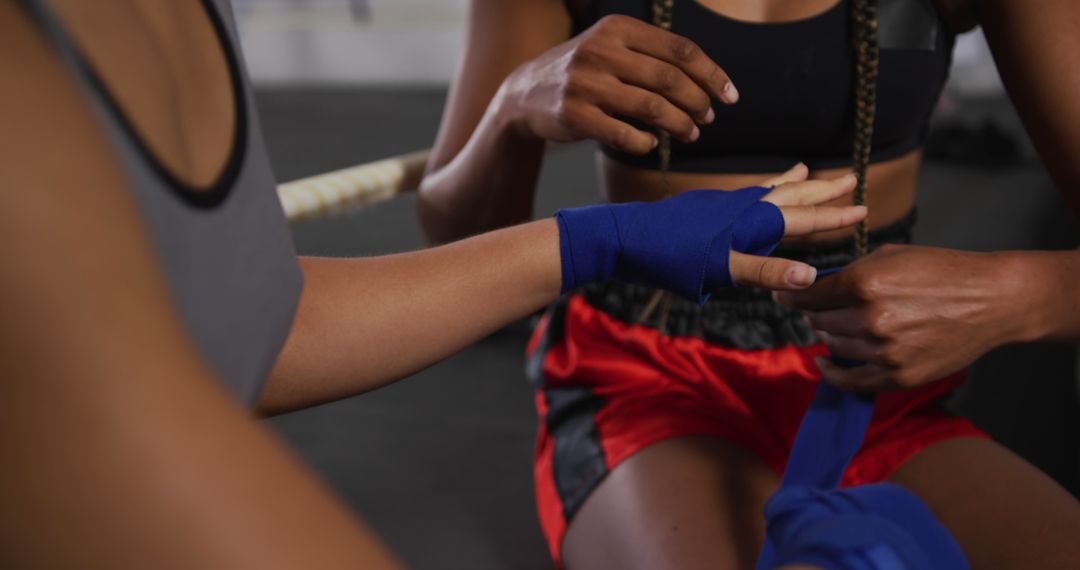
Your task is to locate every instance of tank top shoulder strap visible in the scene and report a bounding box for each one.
[14,0,89,71]
[12,0,304,406]
[16,0,251,208]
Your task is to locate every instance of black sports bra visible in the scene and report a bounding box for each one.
[568,0,955,173]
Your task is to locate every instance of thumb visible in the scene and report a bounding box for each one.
[729,251,817,290]
[760,162,809,188]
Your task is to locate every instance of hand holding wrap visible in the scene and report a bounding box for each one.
[555,187,784,304]
[755,316,969,570]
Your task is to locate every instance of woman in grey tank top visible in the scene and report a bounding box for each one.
[0,0,870,566]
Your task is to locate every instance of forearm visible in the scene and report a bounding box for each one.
[417,88,546,245]
[260,219,561,415]
[978,0,1080,218]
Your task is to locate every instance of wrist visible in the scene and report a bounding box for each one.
[555,204,620,293]
[492,72,540,142]
[988,251,1056,345]
[1005,249,1080,343]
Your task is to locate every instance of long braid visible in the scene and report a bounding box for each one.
[632,0,678,329]
[851,0,879,258]
[652,0,676,195]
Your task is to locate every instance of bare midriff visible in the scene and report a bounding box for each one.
[599,148,922,244]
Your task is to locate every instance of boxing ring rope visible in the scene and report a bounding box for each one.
[277,149,430,221]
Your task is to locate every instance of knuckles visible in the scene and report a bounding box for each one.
[862,306,893,338]
[669,36,701,62]
[757,258,785,286]
[638,95,666,120]
[654,65,681,92]
[610,124,643,153]
[877,340,905,368]
[846,270,885,303]
[553,100,584,130]
[594,14,632,34]
[566,42,600,71]
[560,73,588,99]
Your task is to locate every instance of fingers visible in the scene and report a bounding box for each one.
[570,104,658,155]
[804,308,870,337]
[778,204,868,237]
[729,251,817,290]
[616,18,737,103]
[773,275,854,311]
[596,80,701,143]
[814,330,881,362]
[760,163,809,188]
[815,358,893,391]
[763,173,857,207]
[608,50,715,125]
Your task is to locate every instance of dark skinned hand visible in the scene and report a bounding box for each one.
[774,244,1026,391]
[500,14,737,154]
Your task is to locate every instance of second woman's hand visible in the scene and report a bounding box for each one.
[774,245,1034,391]
[497,14,737,155]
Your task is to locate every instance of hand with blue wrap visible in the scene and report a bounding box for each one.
[556,167,866,302]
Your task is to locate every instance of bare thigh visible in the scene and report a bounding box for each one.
[890,437,1080,570]
[562,435,780,570]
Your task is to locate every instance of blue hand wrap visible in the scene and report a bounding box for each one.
[755,323,969,569]
[555,187,784,304]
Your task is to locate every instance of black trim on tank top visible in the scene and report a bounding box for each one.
[18,0,248,210]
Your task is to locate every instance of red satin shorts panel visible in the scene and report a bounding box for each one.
[528,295,987,567]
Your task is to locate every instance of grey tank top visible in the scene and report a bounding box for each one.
[21,0,303,406]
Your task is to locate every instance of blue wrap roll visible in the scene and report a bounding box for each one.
[555,187,784,304]
[763,483,969,570]
[755,345,969,569]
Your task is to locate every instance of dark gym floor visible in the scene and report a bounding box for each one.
[255,87,1079,570]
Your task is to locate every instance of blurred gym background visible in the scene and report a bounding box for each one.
[233,2,1079,568]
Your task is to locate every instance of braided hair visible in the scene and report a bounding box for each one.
[649,0,879,258]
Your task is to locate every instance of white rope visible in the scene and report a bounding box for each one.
[277,150,430,222]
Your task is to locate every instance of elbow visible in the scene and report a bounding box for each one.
[416,175,473,246]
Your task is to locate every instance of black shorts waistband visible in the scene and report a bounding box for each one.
[579,209,917,350]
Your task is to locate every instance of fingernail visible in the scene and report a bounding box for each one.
[844,173,857,183]
[786,265,816,287]
[722,81,739,103]
[704,107,715,124]
[650,136,659,150]
[688,126,700,142]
